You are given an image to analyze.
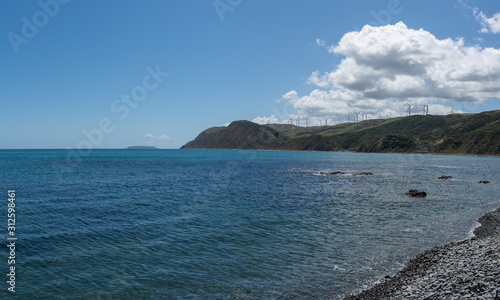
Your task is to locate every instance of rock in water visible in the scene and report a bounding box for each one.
[406,189,427,197]
[353,172,373,176]
[320,171,345,175]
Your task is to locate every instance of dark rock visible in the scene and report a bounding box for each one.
[478,181,490,184]
[438,176,453,180]
[320,171,345,175]
[353,172,373,176]
[406,189,427,197]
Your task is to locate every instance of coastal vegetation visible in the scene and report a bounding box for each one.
[182,110,500,156]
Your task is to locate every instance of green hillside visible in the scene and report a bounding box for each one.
[181,110,500,155]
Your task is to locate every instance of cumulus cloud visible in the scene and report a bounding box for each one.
[282,90,299,100]
[327,22,500,102]
[307,71,330,88]
[144,133,171,140]
[473,9,500,33]
[252,115,281,125]
[274,22,498,124]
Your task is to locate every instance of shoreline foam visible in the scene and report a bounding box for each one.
[344,206,500,299]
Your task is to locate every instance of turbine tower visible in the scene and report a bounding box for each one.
[422,100,431,115]
[354,111,360,123]
[406,102,413,116]
[323,117,330,126]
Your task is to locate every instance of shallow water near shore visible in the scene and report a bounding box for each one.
[0,149,499,299]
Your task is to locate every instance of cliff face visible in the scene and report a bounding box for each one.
[182,110,500,155]
[181,121,338,151]
[181,121,281,150]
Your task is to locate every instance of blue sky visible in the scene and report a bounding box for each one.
[1,0,500,149]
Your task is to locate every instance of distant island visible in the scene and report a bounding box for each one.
[182,110,500,156]
[127,146,159,150]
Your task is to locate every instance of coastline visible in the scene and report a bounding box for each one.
[0,148,498,158]
[344,206,500,299]
[179,148,500,158]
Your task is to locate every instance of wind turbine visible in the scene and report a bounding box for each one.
[354,111,360,123]
[305,117,309,127]
[422,100,431,115]
[406,102,413,116]
[448,107,454,114]
[323,117,330,126]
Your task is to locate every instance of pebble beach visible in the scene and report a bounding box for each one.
[345,206,500,299]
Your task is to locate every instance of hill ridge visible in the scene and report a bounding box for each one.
[181,110,500,155]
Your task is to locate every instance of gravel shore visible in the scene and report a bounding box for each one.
[345,206,500,299]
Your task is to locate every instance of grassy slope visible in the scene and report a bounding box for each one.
[182,111,500,155]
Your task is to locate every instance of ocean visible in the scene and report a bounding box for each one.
[1,149,499,299]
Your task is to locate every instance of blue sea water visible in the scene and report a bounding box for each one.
[0,149,499,299]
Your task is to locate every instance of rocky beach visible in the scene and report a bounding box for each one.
[345,206,500,299]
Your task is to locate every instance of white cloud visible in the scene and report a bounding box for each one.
[157,135,171,140]
[473,9,500,33]
[307,71,330,88]
[327,22,500,102]
[144,133,171,140]
[278,22,500,124]
[316,38,326,47]
[252,115,280,125]
[282,90,298,100]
